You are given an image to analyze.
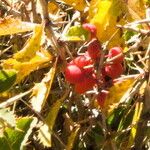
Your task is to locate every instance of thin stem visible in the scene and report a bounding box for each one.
[0,89,33,108]
[117,24,150,35]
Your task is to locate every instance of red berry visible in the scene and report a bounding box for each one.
[87,39,101,59]
[104,63,124,79]
[82,23,97,37]
[74,75,96,94]
[73,55,93,74]
[73,55,93,68]
[65,64,84,83]
[97,90,109,107]
[108,47,124,63]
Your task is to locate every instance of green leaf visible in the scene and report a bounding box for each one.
[115,109,134,147]
[0,117,37,150]
[0,137,11,150]
[64,25,90,41]
[123,30,137,42]
[107,106,126,130]
[0,69,17,93]
[118,109,134,131]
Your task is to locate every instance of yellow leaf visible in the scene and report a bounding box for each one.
[89,0,132,48]
[30,59,57,112]
[14,25,43,62]
[128,0,145,19]
[128,102,143,147]
[38,91,69,147]
[2,21,52,83]
[0,91,13,102]
[59,0,87,11]
[0,17,37,36]
[48,1,59,14]
[103,76,136,114]
[66,125,80,150]
[2,50,51,83]
[1,20,51,83]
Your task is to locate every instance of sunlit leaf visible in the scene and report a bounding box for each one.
[14,25,43,62]
[89,0,132,47]
[0,17,37,36]
[0,108,16,129]
[1,21,51,84]
[2,50,52,83]
[48,1,59,14]
[128,102,143,147]
[64,25,90,42]
[30,58,57,112]
[128,0,145,19]
[0,69,17,93]
[38,91,69,147]
[103,76,136,114]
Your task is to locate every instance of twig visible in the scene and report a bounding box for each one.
[105,53,124,64]
[145,42,150,71]
[31,0,41,23]
[137,54,147,68]
[39,0,66,61]
[0,45,12,56]
[1,0,11,6]
[114,74,141,82]
[126,19,150,26]
[0,89,33,108]
[117,24,150,35]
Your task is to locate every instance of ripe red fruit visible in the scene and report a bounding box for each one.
[87,39,101,59]
[108,47,124,63]
[73,55,94,74]
[73,55,93,68]
[74,75,96,94]
[65,64,84,84]
[97,90,109,107]
[82,23,97,37]
[104,63,124,79]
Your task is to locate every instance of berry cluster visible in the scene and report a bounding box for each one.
[65,40,98,94]
[64,23,124,107]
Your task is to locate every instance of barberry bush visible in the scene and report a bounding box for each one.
[0,0,149,150]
